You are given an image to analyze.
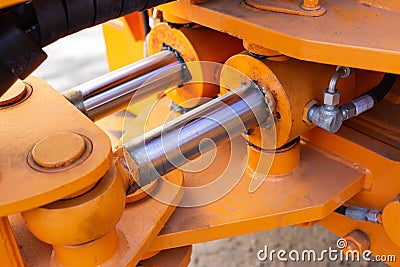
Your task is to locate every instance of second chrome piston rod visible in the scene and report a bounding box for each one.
[64,50,190,121]
[124,82,270,188]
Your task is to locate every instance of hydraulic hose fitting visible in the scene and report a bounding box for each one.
[307,66,352,133]
[327,66,351,95]
[306,70,397,133]
[307,103,343,133]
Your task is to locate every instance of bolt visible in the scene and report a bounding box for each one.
[244,128,254,135]
[32,132,86,168]
[301,0,321,11]
[342,230,370,254]
[0,81,28,107]
[341,103,356,120]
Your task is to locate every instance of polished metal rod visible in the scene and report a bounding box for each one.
[124,82,269,187]
[63,50,190,121]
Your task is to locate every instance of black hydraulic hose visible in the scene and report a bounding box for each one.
[334,206,347,215]
[341,73,397,119]
[141,11,151,35]
[4,0,174,46]
[0,11,46,97]
[364,73,397,104]
[0,0,175,96]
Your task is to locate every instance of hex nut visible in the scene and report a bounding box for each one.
[341,102,356,119]
[366,210,381,224]
[343,230,370,254]
[324,89,340,106]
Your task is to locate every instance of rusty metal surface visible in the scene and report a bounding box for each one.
[147,139,365,252]
[160,0,400,74]
[0,77,112,216]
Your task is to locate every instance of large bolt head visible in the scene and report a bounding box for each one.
[324,89,340,106]
[343,230,370,254]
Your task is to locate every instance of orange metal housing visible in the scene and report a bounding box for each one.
[0,0,26,8]
[221,52,383,149]
[2,0,400,265]
[147,23,244,107]
[159,0,400,74]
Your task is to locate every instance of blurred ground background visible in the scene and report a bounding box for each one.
[33,26,382,267]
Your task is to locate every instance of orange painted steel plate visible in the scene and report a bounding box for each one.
[304,127,400,210]
[0,0,26,8]
[126,179,158,204]
[140,246,192,267]
[245,0,326,17]
[0,217,24,267]
[115,169,184,266]
[357,0,400,13]
[160,0,400,74]
[297,125,400,265]
[148,140,365,252]
[102,18,145,71]
[0,77,112,216]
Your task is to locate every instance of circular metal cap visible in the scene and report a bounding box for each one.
[0,81,27,106]
[32,132,86,168]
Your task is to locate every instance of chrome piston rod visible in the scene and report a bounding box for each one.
[124,82,269,187]
[64,50,190,121]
